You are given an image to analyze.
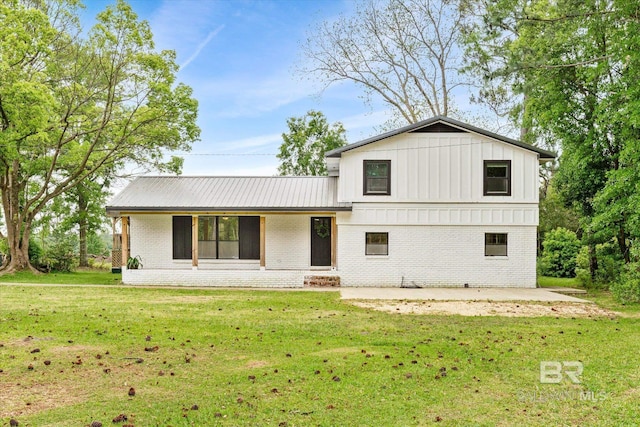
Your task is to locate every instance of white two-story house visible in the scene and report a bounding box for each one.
[106,116,554,287]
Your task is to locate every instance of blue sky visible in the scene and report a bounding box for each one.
[81,0,395,176]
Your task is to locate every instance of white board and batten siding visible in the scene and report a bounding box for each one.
[337,132,540,204]
[335,131,540,287]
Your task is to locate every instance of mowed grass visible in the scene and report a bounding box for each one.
[537,276,581,288]
[0,270,122,285]
[1,286,640,426]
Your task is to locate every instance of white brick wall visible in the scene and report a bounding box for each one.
[265,215,310,269]
[126,214,536,288]
[129,215,172,269]
[129,214,314,271]
[336,224,537,287]
[122,268,338,287]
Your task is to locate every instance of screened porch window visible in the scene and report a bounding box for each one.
[174,216,259,260]
[198,216,217,259]
[217,216,239,259]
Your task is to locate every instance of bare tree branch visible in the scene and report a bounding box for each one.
[299,0,471,126]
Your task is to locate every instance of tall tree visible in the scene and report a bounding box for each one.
[277,110,347,176]
[463,0,640,273]
[300,0,471,126]
[0,0,199,273]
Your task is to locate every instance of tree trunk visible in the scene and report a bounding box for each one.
[0,160,39,274]
[1,212,38,274]
[617,224,630,264]
[78,189,88,268]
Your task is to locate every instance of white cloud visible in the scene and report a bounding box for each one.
[340,110,390,131]
[183,158,279,177]
[180,25,225,71]
[197,72,319,118]
[211,133,282,152]
[149,1,221,58]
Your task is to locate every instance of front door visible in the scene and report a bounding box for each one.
[311,217,331,267]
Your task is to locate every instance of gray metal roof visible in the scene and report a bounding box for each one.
[106,176,351,215]
[326,115,556,160]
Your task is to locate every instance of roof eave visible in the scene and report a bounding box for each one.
[106,205,353,216]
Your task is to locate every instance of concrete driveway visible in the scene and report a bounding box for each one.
[340,287,590,303]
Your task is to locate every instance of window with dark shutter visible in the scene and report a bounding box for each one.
[172,216,192,260]
[239,216,260,260]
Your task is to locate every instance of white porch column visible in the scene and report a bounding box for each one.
[331,216,337,270]
[260,216,266,270]
[121,216,129,268]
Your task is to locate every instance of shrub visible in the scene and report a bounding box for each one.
[539,228,581,278]
[611,247,640,304]
[575,240,624,289]
[87,233,110,257]
[42,234,78,272]
[29,239,45,268]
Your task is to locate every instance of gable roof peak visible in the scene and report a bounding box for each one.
[325,115,555,160]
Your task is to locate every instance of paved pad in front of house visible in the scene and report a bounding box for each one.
[340,287,590,303]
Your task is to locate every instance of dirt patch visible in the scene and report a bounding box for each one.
[0,381,89,418]
[246,360,269,368]
[351,300,618,317]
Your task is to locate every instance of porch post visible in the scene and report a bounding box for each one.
[192,215,198,269]
[331,216,337,270]
[121,216,129,268]
[260,216,266,270]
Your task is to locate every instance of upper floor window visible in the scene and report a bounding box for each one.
[364,160,391,195]
[484,160,511,196]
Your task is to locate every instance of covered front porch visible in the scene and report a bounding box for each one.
[105,176,351,287]
[113,213,339,283]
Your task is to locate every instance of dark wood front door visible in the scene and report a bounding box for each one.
[311,217,331,267]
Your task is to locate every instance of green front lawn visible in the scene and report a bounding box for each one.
[537,276,581,288]
[0,269,121,285]
[1,286,639,426]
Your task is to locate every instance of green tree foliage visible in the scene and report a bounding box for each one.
[48,179,111,267]
[41,232,78,272]
[0,0,199,272]
[539,227,581,278]
[538,183,579,253]
[277,110,347,176]
[464,0,640,279]
[575,241,624,288]
[611,248,640,303]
